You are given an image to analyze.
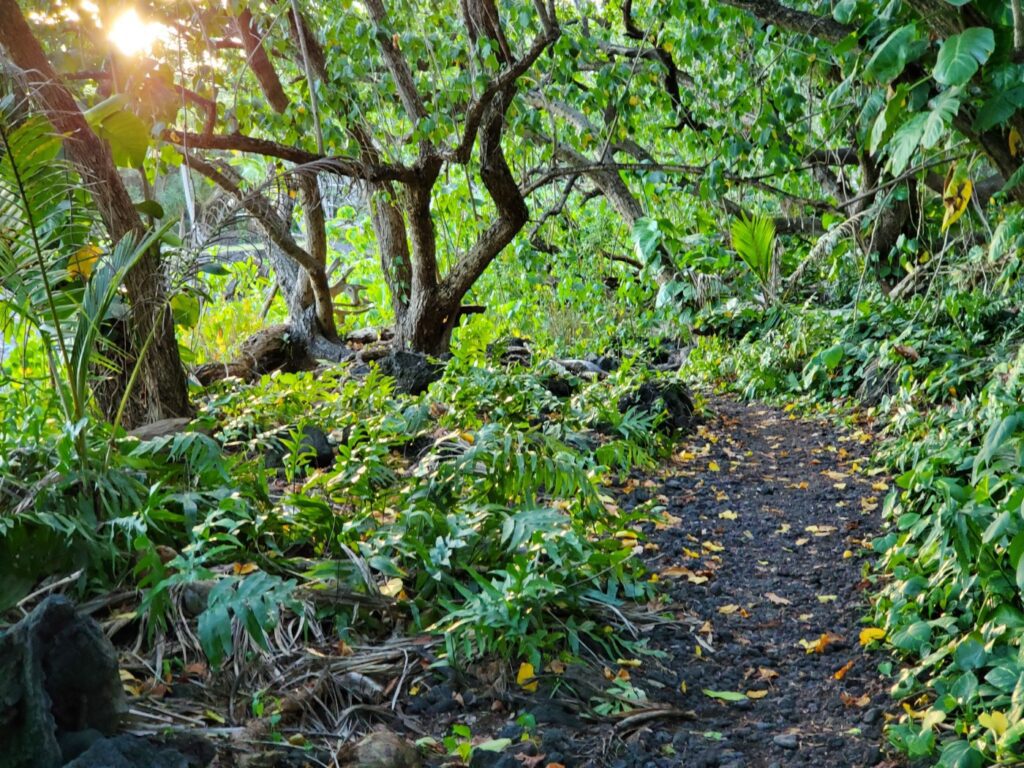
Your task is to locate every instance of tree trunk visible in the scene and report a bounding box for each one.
[0,0,191,428]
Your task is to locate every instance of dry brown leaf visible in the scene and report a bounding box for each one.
[840,691,871,708]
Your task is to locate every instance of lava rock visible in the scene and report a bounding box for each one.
[540,373,577,398]
[63,735,194,768]
[0,596,126,768]
[487,337,533,367]
[617,380,695,433]
[378,351,444,395]
[337,730,420,768]
[772,734,798,750]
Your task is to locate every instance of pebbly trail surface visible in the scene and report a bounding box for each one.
[589,395,902,768]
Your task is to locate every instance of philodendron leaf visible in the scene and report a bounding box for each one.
[934,28,994,86]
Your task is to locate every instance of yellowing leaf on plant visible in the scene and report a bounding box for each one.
[941,177,973,232]
[979,710,1009,736]
[380,578,405,598]
[859,627,886,646]
[517,662,539,693]
[1011,127,1023,158]
[920,709,946,731]
[68,244,102,281]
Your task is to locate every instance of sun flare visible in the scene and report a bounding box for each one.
[107,9,164,56]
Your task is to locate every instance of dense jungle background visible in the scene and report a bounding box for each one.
[3,1,1024,766]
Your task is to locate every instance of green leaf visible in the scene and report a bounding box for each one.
[134,200,165,219]
[85,95,151,168]
[938,740,982,768]
[703,689,748,702]
[865,25,924,83]
[922,90,961,149]
[934,28,995,86]
[887,113,928,174]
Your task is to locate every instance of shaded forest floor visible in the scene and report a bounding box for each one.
[108,396,904,768]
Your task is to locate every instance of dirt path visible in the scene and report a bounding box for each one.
[603,396,898,768]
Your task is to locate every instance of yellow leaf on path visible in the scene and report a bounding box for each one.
[834,660,855,680]
[979,710,1009,736]
[517,662,539,693]
[718,604,740,615]
[859,627,886,646]
[843,550,854,559]
[795,537,810,546]
[716,491,730,502]
[833,482,847,490]
[817,595,837,603]
[661,566,709,584]
[702,541,724,553]
[757,667,779,681]
[617,658,642,668]
[708,461,721,472]
[871,482,889,492]
[746,689,769,699]
[719,510,738,520]
[805,525,837,536]
[765,592,792,606]
[841,692,871,708]
[683,548,701,559]
[942,177,973,232]
[801,632,842,654]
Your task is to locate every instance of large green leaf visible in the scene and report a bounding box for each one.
[865,25,925,83]
[84,95,151,169]
[934,28,995,86]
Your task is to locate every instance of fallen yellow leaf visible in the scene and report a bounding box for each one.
[708,460,721,472]
[834,660,855,680]
[746,689,769,699]
[719,510,738,520]
[517,662,539,693]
